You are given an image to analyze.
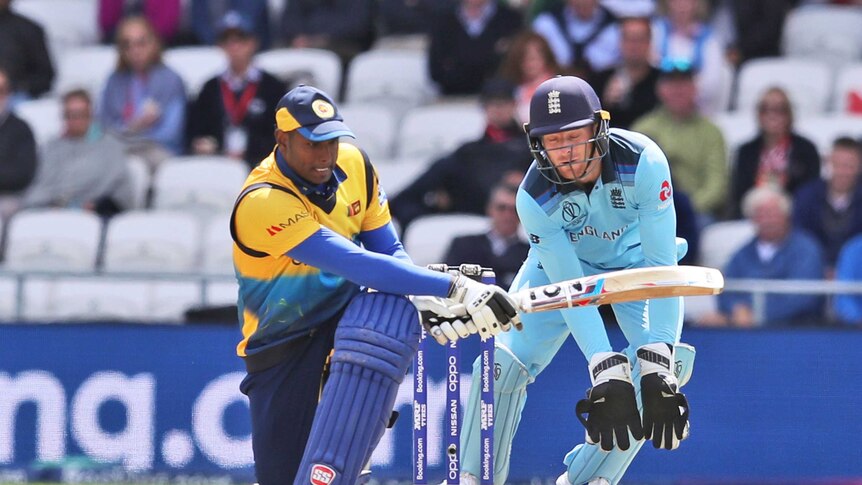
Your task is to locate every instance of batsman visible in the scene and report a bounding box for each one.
[455,75,695,485]
[229,84,521,485]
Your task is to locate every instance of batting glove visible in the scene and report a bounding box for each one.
[412,295,477,345]
[576,352,644,452]
[637,343,690,450]
[447,275,521,340]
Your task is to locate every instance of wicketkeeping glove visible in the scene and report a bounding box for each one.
[447,275,522,340]
[637,343,691,450]
[576,352,644,452]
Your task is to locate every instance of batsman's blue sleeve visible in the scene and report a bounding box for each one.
[288,227,451,296]
[634,144,682,345]
[358,222,412,263]
[516,188,611,360]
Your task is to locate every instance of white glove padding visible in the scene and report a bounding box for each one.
[448,275,522,340]
[637,343,691,450]
[412,295,477,345]
[420,311,478,345]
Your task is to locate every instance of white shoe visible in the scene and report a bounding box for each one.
[438,472,480,485]
[556,473,610,485]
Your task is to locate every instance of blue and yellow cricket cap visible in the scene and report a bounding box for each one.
[275,85,355,142]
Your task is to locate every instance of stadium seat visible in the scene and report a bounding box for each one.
[402,213,490,266]
[151,156,249,220]
[3,209,102,272]
[782,5,862,70]
[254,48,342,99]
[735,58,832,115]
[202,215,234,275]
[795,115,862,156]
[13,0,99,58]
[344,49,437,111]
[710,111,758,165]
[698,219,755,271]
[126,155,151,210]
[102,210,201,274]
[22,276,200,323]
[162,46,227,98]
[831,63,862,114]
[13,98,62,147]
[339,103,398,160]
[53,45,117,98]
[0,276,17,321]
[394,103,485,159]
[373,157,432,196]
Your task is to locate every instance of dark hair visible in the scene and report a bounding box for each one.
[499,30,561,85]
[619,16,652,35]
[833,136,862,155]
[62,88,91,105]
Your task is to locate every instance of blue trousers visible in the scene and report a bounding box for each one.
[239,315,340,485]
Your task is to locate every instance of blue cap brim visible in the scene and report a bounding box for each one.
[297,120,355,142]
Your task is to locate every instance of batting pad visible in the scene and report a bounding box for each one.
[561,343,696,485]
[294,293,420,485]
[461,342,533,485]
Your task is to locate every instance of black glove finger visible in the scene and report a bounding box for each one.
[600,425,615,452]
[491,291,518,317]
[642,411,654,440]
[629,413,644,441]
[575,398,592,430]
[652,423,666,449]
[663,423,675,450]
[614,424,631,451]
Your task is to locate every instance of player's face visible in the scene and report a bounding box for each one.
[282,130,339,185]
[541,126,601,183]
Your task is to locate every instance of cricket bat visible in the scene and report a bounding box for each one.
[513,265,724,313]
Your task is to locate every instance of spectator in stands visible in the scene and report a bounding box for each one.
[189,0,270,50]
[833,233,862,325]
[793,137,862,274]
[0,67,37,220]
[0,0,54,100]
[498,30,561,124]
[590,16,660,129]
[532,0,620,79]
[100,16,186,169]
[723,0,795,67]
[391,78,531,228]
[279,0,376,69]
[631,61,726,220]
[675,189,700,265]
[377,0,458,37]
[444,183,529,288]
[728,87,821,220]
[22,90,131,218]
[98,0,182,45]
[651,0,729,113]
[187,11,284,170]
[698,186,825,327]
[428,0,522,96]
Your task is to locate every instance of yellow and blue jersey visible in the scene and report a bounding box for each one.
[230,143,391,357]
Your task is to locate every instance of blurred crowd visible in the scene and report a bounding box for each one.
[1,0,862,327]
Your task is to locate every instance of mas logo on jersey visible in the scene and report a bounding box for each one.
[310,464,337,485]
[610,187,626,209]
[266,211,311,235]
[547,90,561,114]
[312,99,335,119]
[347,199,361,216]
